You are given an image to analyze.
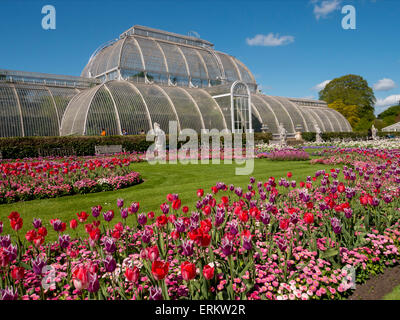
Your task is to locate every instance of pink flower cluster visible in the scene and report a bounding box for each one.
[0,154,143,203]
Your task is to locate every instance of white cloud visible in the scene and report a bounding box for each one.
[312,0,342,20]
[373,78,397,91]
[246,33,295,47]
[312,80,331,91]
[375,94,400,113]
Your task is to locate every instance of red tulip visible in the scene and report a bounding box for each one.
[70,219,78,229]
[338,184,345,193]
[76,211,89,223]
[239,210,249,223]
[147,211,155,220]
[37,227,47,237]
[221,196,229,206]
[8,211,20,221]
[181,261,196,281]
[202,205,211,216]
[89,228,100,241]
[72,265,90,291]
[151,260,169,280]
[25,229,37,242]
[10,217,23,231]
[147,246,159,262]
[303,212,314,225]
[279,218,289,230]
[182,206,189,214]
[11,266,25,280]
[197,189,204,197]
[156,214,168,227]
[211,186,218,194]
[125,266,140,283]
[202,265,215,280]
[172,199,181,210]
[287,172,292,178]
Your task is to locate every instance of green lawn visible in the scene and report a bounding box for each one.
[0,159,330,240]
[383,285,400,300]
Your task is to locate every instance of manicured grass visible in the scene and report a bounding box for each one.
[0,159,331,240]
[383,285,400,300]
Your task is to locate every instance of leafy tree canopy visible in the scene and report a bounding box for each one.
[319,74,376,117]
[328,100,360,128]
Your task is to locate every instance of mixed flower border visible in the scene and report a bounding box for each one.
[0,146,399,300]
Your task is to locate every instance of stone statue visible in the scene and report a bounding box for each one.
[315,123,323,143]
[278,123,287,146]
[295,131,302,141]
[371,124,378,141]
[153,122,165,156]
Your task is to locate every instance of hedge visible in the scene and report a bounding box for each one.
[0,132,272,159]
[301,131,400,142]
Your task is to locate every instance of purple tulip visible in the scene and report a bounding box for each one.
[103,256,116,273]
[242,236,252,251]
[290,213,299,225]
[344,208,353,219]
[215,208,225,227]
[4,244,17,263]
[0,287,18,300]
[88,273,100,293]
[220,238,234,256]
[130,202,139,214]
[160,203,169,215]
[52,219,63,232]
[120,208,129,220]
[229,184,235,191]
[331,218,342,234]
[32,218,42,229]
[32,256,46,275]
[182,240,194,257]
[190,211,200,223]
[117,198,124,208]
[103,210,114,222]
[0,222,2,235]
[58,234,71,249]
[174,218,185,233]
[260,211,270,225]
[0,235,11,248]
[276,238,287,252]
[228,220,238,235]
[250,177,255,184]
[235,187,243,197]
[91,206,101,218]
[149,286,163,300]
[138,213,147,225]
[141,228,152,244]
[103,237,116,254]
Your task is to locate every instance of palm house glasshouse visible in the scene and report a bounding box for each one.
[0,25,352,137]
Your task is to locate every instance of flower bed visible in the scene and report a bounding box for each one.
[0,147,400,300]
[0,154,143,204]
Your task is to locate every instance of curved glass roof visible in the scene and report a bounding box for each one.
[58,80,352,136]
[81,25,256,90]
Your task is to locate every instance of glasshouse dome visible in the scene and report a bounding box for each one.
[0,25,352,137]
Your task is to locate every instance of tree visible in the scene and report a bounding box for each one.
[328,100,360,128]
[377,105,400,128]
[319,75,376,130]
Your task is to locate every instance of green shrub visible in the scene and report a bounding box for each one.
[0,132,272,159]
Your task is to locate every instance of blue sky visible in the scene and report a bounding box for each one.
[0,0,399,114]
